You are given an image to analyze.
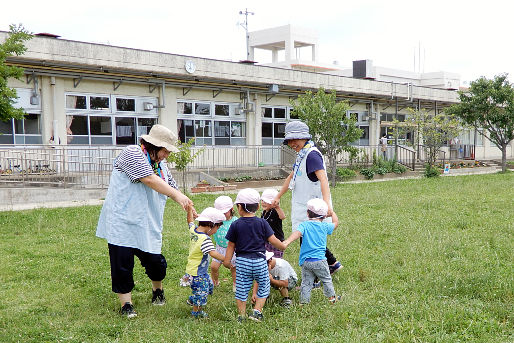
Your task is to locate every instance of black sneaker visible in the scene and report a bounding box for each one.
[281,297,293,307]
[120,302,137,318]
[248,309,263,322]
[152,288,166,305]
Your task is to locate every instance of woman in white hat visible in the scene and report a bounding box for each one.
[96,124,194,318]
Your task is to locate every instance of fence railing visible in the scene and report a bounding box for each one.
[0,145,296,189]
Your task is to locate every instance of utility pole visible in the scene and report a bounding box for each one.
[239,8,254,61]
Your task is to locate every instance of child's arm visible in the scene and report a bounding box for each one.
[268,234,286,251]
[223,241,236,268]
[331,211,339,230]
[272,171,293,207]
[283,231,302,248]
[209,250,229,267]
[186,204,195,225]
[274,205,286,220]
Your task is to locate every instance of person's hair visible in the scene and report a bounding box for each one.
[307,210,325,219]
[198,221,215,228]
[140,138,162,161]
[237,203,258,213]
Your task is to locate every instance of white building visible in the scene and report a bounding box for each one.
[1,25,511,164]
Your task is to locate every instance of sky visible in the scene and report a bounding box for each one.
[1,0,513,86]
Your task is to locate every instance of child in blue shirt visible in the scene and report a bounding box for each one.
[283,198,339,304]
[223,188,287,322]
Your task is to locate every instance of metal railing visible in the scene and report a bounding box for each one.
[0,145,296,189]
[417,144,447,166]
[335,145,417,170]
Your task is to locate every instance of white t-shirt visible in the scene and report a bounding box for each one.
[380,136,388,145]
[270,258,298,282]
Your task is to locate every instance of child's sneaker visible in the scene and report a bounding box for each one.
[329,261,343,275]
[329,295,341,304]
[191,310,208,319]
[248,309,263,322]
[281,297,293,307]
[237,315,246,323]
[151,288,166,305]
[186,296,193,306]
[180,274,192,287]
[120,302,137,318]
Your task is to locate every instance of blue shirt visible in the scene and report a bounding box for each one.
[225,216,274,259]
[297,220,335,266]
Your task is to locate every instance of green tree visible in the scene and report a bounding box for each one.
[167,139,204,192]
[447,74,514,172]
[0,24,32,121]
[402,108,462,169]
[290,88,362,186]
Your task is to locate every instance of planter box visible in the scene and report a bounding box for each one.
[195,183,210,188]
[191,187,208,193]
[223,185,237,191]
[208,186,224,192]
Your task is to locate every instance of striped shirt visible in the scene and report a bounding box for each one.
[114,145,178,189]
[186,223,216,276]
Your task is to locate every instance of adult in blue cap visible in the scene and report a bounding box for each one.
[273,121,342,275]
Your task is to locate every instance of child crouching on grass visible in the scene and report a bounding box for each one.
[283,198,340,305]
[185,205,230,319]
[223,188,287,322]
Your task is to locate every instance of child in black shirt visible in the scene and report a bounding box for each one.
[260,189,286,258]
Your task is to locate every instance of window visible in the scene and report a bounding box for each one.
[261,106,294,145]
[262,107,272,118]
[215,104,230,116]
[178,102,193,114]
[0,120,13,144]
[67,115,89,144]
[66,95,87,109]
[177,100,245,146]
[274,108,286,118]
[90,96,110,110]
[115,117,136,145]
[116,98,136,112]
[195,103,210,115]
[66,93,158,145]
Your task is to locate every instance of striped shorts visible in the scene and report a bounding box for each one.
[235,256,270,301]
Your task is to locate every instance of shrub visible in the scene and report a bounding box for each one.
[360,168,375,180]
[234,175,252,182]
[392,163,407,174]
[375,167,388,175]
[424,164,440,178]
[336,167,356,181]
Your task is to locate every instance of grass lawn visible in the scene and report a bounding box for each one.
[0,173,512,342]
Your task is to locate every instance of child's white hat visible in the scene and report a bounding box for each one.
[235,188,260,204]
[307,198,328,216]
[214,196,234,213]
[260,189,278,204]
[196,207,226,224]
[265,251,274,261]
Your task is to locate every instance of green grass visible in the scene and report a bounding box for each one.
[0,173,513,342]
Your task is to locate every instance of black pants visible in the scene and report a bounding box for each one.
[299,238,337,265]
[108,243,167,294]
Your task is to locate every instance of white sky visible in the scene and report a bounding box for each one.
[1,0,513,85]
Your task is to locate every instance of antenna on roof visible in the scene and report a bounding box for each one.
[239,8,254,61]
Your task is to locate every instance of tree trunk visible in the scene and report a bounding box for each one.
[330,156,337,188]
[182,169,187,193]
[501,144,507,173]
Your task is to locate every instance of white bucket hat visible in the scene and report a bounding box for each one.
[214,196,234,213]
[196,207,226,223]
[307,198,328,217]
[235,188,260,204]
[260,189,278,204]
[265,251,274,261]
[283,121,312,145]
[140,124,179,153]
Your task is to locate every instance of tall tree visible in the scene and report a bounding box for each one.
[290,88,362,186]
[0,24,32,121]
[402,108,462,169]
[448,74,514,172]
